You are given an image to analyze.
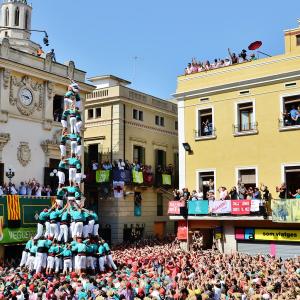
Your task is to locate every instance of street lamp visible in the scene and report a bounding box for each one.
[0,27,50,46]
[5,167,15,195]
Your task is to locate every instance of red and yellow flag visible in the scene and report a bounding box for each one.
[7,195,21,221]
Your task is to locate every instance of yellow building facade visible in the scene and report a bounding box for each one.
[172,21,300,257]
[176,22,300,196]
[84,75,178,243]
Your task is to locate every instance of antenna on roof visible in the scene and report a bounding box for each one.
[132,56,139,83]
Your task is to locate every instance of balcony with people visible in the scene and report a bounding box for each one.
[183,48,258,76]
[168,180,300,222]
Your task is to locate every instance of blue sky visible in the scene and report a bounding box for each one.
[31,0,300,99]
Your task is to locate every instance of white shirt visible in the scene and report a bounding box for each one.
[35,187,42,197]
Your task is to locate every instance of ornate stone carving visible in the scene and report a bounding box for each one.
[0,133,10,162]
[9,75,44,116]
[3,69,11,89]
[67,61,75,80]
[17,142,31,167]
[41,137,60,167]
[44,53,52,72]
[0,38,10,59]
[47,81,55,99]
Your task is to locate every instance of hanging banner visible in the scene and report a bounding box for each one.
[132,170,143,184]
[0,227,36,244]
[188,200,209,215]
[168,201,185,215]
[143,171,154,185]
[272,199,300,223]
[113,181,124,198]
[177,220,187,240]
[7,195,21,221]
[96,170,110,183]
[231,200,251,215]
[162,174,172,186]
[209,200,231,214]
[250,199,260,212]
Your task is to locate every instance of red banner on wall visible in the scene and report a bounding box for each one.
[177,220,188,240]
[168,201,185,215]
[231,200,251,215]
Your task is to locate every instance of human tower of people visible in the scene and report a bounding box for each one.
[19,82,117,276]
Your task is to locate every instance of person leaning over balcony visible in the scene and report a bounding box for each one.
[291,188,300,199]
[228,48,239,64]
[185,63,192,75]
[253,187,261,200]
[173,189,181,200]
[229,186,238,199]
[219,186,228,200]
[249,53,257,61]
[289,105,299,125]
[276,183,287,199]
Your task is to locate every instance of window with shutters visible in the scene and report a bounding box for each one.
[237,168,257,189]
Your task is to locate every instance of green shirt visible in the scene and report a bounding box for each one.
[48,245,59,254]
[25,239,32,250]
[39,211,50,222]
[77,242,86,253]
[30,245,37,254]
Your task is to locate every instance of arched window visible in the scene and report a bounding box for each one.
[5,7,9,26]
[14,7,19,26]
[25,10,29,29]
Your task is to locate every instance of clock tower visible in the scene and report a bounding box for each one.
[0,0,40,54]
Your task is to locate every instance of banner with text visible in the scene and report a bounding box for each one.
[168,201,185,215]
[188,200,209,215]
[209,200,231,214]
[231,200,251,215]
[177,220,188,240]
[0,227,36,244]
[96,170,110,183]
[272,199,300,223]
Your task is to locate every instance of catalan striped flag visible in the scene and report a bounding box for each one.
[7,195,21,221]
[51,196,56,207]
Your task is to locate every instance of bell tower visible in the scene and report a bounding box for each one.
[0,0,40,54]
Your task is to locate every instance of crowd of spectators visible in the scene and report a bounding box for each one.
[0,179,53,196]
[0,238,299,299]
[173,181,270,202]
[184,49,257,75]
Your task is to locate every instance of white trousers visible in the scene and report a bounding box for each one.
[47,256,55,269]
[83,224,89,238]
[73,222,83,238]
[50,223,59,239]
[34,223,44,240]
[76,121,82,134]
[63,258,72,273]
[35,252,47,273]
[26,254,35,271]
[70,222,75,238]
[59,145,66,157]
[56,199,63,208]
[93,224,99,236]
[71,141,77,156]
[75,173,81,185]
[61,119,68,128]
[55,257,61,273]
[44,221,50,238]
[70,117,76,134]
[58,224,68,243]
[99,256,105,272]
[86,256,94,269]
[106,254,117,270]
[76,145,82,157]
[20,251,28,267]
[57,171,65,185]
[69,168,76,183]
[78,255,86,269]
[88,220,95,235]
[74,255,80,271]
[64,98,73,108]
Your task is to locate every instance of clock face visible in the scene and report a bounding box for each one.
[19,88,33,106]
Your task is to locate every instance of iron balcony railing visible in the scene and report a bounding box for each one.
[194,128,216,139]
[233,122,258,134]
